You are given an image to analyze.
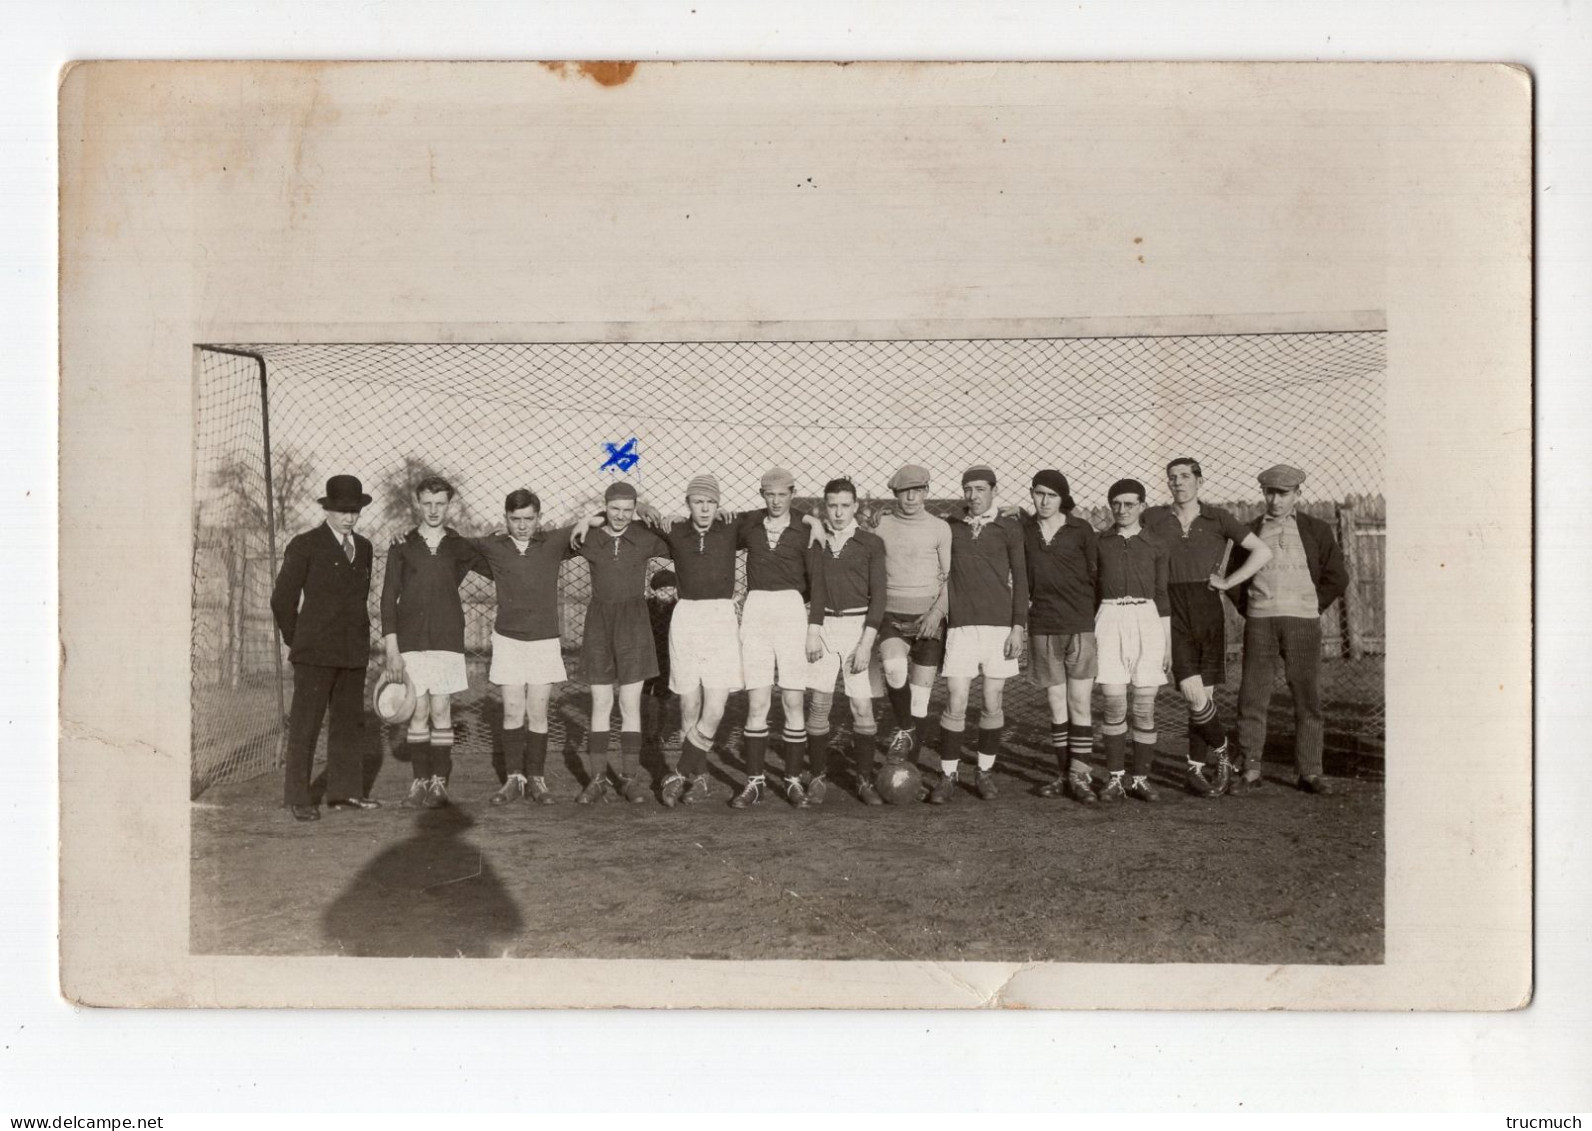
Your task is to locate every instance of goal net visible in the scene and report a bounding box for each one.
[191,327,1386,798]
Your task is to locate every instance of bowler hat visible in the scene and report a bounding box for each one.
[373,670,417,725]
[319,475,372,512]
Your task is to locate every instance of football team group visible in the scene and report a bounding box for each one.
[269,459,1348,822]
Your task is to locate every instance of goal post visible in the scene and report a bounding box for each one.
[191,319,1386,797]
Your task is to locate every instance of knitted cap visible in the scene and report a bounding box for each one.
[760,467,795,492]
[604,481,638,503]
[684,474,720,504]
[1258,464,1306,490]
[961,464,997,488]
[1107,478,1146,502]
[887,464,931,492]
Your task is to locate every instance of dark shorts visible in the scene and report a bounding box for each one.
[581,599,661,686]
[1168,583,1227,686]
[1027,632,1099,686]
[877,610,946,668]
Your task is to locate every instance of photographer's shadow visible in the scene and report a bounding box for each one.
[321,806,525,958]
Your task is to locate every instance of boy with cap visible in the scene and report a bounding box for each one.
[1020,469,1103,805]
[468,488,581,807]
[569,481,671,804]
[1142,458,1274,797]
[271,475,379,821]
[1093,478,1172,803]
[381,476,485,809]
[805,477,889,805]
[641,473,744,807]
[929,465,1028,803]
[730,467,828,809]
[873,463,953,762]
[1223,464,1348,795]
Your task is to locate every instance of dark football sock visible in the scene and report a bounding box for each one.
[886,682,912,732]
[853,730,878,778]
[502,728,527,777]
[588,729,612,779]
[1050,722,1069,775]
[526,729,549,776]
[619,730,642,778]
[781,727,806,779]
[807,731,831,777]
[743,729,768,778]
[1102,728,1127,774]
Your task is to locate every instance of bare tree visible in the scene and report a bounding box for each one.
[379,455,485,535]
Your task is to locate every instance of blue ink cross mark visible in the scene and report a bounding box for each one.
[601,437,640,472]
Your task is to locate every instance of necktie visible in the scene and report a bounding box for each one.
[342,534,355,562]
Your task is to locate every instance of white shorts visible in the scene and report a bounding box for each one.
[1094,600,1168,687]
[669,599,744,692]
[740,589,811,691]
[402,650,469,696]
[488,633,567,686]
[808,615,874,698]
[942,624,1021,679]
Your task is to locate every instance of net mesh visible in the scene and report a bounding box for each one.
[190,332,1386,798]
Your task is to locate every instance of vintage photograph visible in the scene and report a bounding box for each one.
[57,59,1531,1012]
[189,322,1385,962]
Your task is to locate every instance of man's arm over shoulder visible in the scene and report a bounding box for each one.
[270,532,311,645]
[1005,519,1030,627]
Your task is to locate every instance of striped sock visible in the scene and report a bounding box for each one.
[1050,723,1069,775]
[1068,723,1094,775]
[782,727,807,779]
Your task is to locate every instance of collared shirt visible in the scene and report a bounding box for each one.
[736,509,823,600]
[1141,502,1252,586]
[659,518,739,601]
[578,521,670,605]
[470,526,577,641]
[1096,526,1171,616]
[947,514,1029,629]
[826,520,859,556]
[380,527,484,652]
[814,526,887,629]
[1249,513,1319,618]
[1021,512,1099,635]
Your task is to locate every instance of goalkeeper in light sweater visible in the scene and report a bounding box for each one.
[870,464,953,762]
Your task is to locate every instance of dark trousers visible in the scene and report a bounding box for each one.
[283,662,367,806]
[1236,616,1324,779]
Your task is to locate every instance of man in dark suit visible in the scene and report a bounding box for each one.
[271,475,379,821]
[1220,464,1350,796]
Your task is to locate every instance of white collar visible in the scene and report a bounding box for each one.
[827,521,858,552]
[763,510,791,531]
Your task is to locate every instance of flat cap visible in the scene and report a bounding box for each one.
[961,464,997,488]
[759,467,795,492]
[1257,464,1306,490]
[604,481,638,503]
[887,464,931,492]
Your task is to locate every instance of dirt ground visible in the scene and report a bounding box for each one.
[191,684,1383,964]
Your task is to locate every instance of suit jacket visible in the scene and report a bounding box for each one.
[1225,510,1348,618]
[271,523,375,668]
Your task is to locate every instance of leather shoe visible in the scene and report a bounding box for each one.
[327,797,380,811]
[289,804,320,822]
[1298,774,1337,796]
[1037,776,1068,798]
[974,770,998,800]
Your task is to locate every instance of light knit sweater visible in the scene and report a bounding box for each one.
[875,509,952,617]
